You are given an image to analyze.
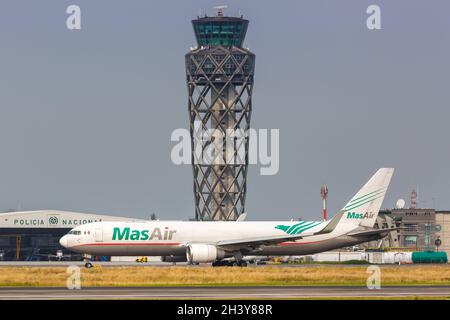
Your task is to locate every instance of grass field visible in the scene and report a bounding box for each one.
[0,265,449,287]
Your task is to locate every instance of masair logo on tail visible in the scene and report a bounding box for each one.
[346,212,375,219]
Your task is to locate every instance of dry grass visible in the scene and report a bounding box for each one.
[0,265,449,287]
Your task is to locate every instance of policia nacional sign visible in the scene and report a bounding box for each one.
[11,216,102,228]
[0,211,133,229]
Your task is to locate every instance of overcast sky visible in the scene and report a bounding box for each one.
[1,0,449,220]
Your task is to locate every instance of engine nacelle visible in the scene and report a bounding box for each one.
[186,244,225,263]
[161,255,187,263]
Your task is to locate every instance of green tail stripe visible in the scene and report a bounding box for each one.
[290,221,316,234]
[344,189,385,209]
[291,222,322,235]
[344,194,385,212]
[348,187,385,205]
[286,221,306,233]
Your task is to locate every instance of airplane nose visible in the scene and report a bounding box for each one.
[59,236,68,248]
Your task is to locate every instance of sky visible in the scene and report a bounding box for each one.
[0,0,449,221]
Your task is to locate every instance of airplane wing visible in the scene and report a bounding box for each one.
[216,234,306,251]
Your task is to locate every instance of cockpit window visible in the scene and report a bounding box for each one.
[68,230,82,235]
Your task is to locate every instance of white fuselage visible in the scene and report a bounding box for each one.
[59,220,372,257]
[59,168,395,261]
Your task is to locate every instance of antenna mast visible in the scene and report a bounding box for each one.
[214,5,228,17]
[320,184,329,221]
[411,187,417,209]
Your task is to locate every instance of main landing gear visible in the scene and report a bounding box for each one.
[212,260,248,267]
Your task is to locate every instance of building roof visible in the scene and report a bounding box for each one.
[0,210,144,229]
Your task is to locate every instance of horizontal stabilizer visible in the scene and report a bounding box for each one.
[348,227,402,237]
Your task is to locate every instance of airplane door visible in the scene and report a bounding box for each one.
[95,229,103,242]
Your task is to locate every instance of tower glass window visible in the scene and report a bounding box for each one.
[193,17,249,47]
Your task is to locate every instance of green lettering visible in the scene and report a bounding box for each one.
[141,230,149,240]
[112,227,130,240]
[347,212,356,219]
[347,212,364,219]
[130,230,140,240]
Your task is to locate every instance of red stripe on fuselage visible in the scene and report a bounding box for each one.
[74,239,328,248]
[279,240,325,245]
[76,242,182,247]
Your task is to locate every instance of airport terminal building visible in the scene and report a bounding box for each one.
[0,210,142,261]
[364,208,450,256]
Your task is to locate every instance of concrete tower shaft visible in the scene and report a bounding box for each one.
[185,14,255,221]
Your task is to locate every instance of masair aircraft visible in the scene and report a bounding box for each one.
[60,168,396,267]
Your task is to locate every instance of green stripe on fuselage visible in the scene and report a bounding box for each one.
[290,221,316,234]
[286,221,307,233]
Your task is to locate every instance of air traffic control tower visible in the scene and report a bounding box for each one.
[185,8,255,221]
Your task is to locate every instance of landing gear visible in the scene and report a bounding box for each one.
[83,254,94,269]
[212,260,248,267]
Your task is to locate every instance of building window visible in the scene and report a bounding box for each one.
[424,235,431,247]
[404,236,417,247]
[404,223,418,232]
[424,223,432,247]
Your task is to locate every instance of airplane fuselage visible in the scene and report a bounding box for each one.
[59,168,395,263]
[60,220,379,257]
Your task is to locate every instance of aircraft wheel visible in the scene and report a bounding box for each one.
[85,262,93,269]
[239,261,248,267]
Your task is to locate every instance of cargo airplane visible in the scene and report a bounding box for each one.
[60,168,396,267]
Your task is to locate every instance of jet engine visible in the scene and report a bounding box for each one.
[186,244,225,263]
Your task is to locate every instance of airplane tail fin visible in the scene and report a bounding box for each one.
[315,168,394,235]
[337,168,394,228]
